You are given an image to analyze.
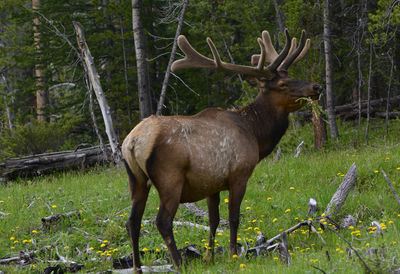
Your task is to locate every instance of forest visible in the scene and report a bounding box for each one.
[1,0,400,273]
[0,0,399,161]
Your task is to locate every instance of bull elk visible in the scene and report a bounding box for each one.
[122,29,322,271]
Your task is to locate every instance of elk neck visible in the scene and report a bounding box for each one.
[236,93,289,160]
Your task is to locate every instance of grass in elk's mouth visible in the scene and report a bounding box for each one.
[1,118,400,273]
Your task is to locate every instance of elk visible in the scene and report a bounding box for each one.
[122,29,322,271]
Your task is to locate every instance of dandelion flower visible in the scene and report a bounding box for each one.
[272,218,277,223]
[9,237,15,240]
[64,246,69,249]
[240,264,246,268]
[285,209,291,213]
[267,197,272,200]
[100,243,106,247]
[374,170,379,173]
[142,248,148,252]
[0,200,4,203]
[273,256,279,260]
[217,232,222,236]
[10,246,15,249]
[289,187,295,190]
[32,230,38,233]
[232,254,238,258]
[224,198,229,203]
[246,206,251,210]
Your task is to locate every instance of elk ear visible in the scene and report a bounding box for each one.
[244,76,259,87]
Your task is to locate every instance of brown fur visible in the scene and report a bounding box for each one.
[121,74,321,271]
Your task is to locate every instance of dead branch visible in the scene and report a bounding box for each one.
[279,232,290,265]
[294,141,305,158]
[381,170,400,207]
[324,225,372,273]
[307,198,318,217]
[173,221,223,233]
[0,244,55,265]
[42,211,80,227]
[324,162,357,216]
[182,203,228,226]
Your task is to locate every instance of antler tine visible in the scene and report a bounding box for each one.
[266,29,291,72]
[293,38,310,64]
[171,35,216,72]
[256,38,266,71]
[279,30,308,72]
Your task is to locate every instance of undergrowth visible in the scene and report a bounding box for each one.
[1,118,400,273]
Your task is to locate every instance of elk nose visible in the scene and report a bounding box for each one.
[313,84,323,94]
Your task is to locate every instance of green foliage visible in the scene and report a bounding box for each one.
[1,119,400,273]
[0,115,87,161]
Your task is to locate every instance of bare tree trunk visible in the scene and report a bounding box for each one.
[357,47,362,129]
[385,50,394,138]
[1,74,14,130]
[272,0,285,33]
[156,0,189,115]
[73,22,121,163]
[132,0,153,120]
[85,73,107,159]
[312,105,327,150]
[323,0,339,139]
[357,0,367,130]
[119,18,132,124]
[364,43,373,144]
[32,0,47,122]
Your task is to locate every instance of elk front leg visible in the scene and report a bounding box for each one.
[126,181,150,272]
[228,181,246,256]
[204,192,220,262]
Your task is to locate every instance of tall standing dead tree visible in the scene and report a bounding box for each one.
[132,0,153,120]
[323,0,339,139]
[73,22,121,163]
[32,0,47,122]
[156,0,189,115]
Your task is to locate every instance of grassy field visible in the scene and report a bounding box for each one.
[1,118,400,273]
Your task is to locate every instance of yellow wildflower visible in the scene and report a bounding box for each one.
[52,205,57,208]
[232,254,238,259]
[267,197,272,200]
[32,230,38,233]
[224,198,229,203]
[285,209,291,213]
[273,218,277,223]
[9,236,15,240]
[142,248,148,252]
[240,264,246,268]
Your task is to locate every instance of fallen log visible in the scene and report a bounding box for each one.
[296,95,400,121]
[0,145,111,182]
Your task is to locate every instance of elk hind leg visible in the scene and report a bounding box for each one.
[124,160,150,272]
[204,192,220,262]
[155,179,183,268]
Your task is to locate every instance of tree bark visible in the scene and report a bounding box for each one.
[73,22,121,162]
[385,50,394,138]
[156,0,189,115]
[364,43,372,144]
[312,102,327,150]
[132,0,153,120]
[1,74,14,130]
[32,0,47,122]
[324,163,357,216]
[272,0,285,33]
[323,0,339,139]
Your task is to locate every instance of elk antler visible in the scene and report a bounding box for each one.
[171,29,293,79]
[251,30,311,72]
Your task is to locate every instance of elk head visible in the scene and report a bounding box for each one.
[171,29,322,114]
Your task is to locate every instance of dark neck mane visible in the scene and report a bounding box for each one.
[235,95,290,160]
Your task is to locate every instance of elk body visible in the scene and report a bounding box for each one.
[122,29,322,271]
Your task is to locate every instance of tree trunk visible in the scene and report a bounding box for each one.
[272,0,285,33]
[156,0,189,115]
[312,104,327,150]
[1,74,14,130]
[32,0,47,122]
[323,0,339,139]
[132,0,153,120]
[73,22,121,163]
[385,50,394,138]
[364,43,373,144]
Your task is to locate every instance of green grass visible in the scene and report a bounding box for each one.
[1,118,400,273]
